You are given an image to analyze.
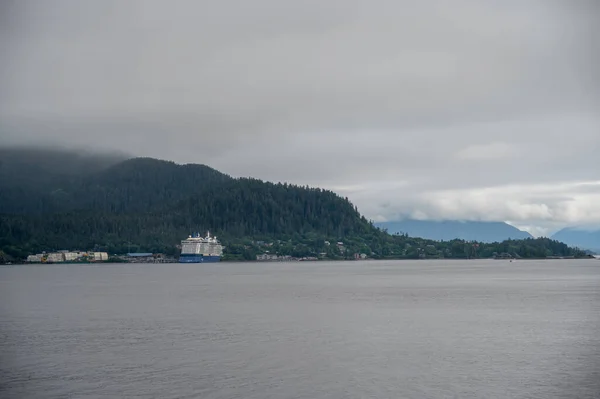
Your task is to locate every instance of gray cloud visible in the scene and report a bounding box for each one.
[1,0,599,234]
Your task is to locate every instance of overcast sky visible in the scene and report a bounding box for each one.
[1,0,598,236]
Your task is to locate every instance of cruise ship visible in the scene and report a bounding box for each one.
[179,231,223,263]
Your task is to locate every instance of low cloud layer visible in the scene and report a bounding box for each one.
[1,0,598,235]
[337,180,600,237]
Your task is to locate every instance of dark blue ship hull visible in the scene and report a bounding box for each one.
[178,254,221,263]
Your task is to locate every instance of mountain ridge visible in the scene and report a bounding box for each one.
[551,227,600,253]
[375,219,533,243]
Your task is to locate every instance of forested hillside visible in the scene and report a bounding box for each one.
[0,153,231,214]
[0,147,589,261]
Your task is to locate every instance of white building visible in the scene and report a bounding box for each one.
[46,253,65,263]
[26,254,43,263]
[91,252,109,261]
[63,252,81,261]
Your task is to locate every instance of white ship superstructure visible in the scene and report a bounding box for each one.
[179,231,223,263]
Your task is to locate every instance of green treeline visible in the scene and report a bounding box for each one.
[0,151,588,261]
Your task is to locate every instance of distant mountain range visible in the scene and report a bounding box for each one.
[551,227,600,254]
[375,220,533,243]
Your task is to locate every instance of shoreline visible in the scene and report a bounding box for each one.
[3,255,596,266]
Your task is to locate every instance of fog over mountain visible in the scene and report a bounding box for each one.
[1,0,598,236]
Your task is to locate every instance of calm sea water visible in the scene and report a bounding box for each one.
[1,260,599,399]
